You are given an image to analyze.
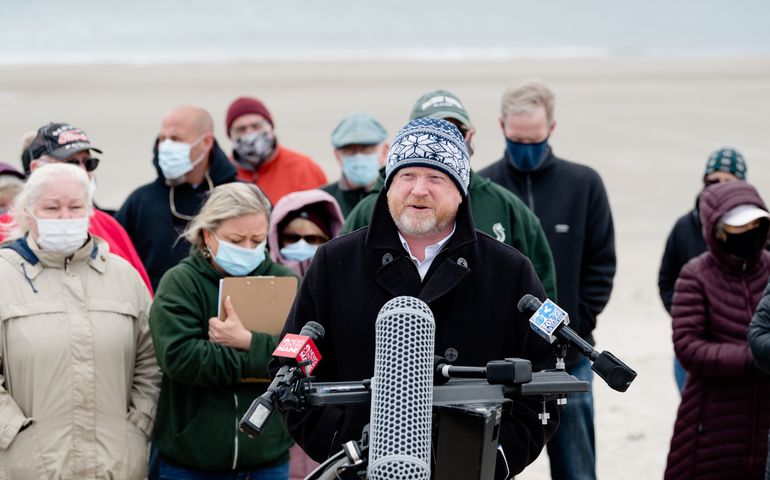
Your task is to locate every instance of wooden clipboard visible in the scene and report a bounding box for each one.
[218,276,298,335]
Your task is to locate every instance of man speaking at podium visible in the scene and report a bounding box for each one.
[280,117,558,478]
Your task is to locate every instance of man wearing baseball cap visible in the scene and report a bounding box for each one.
[321,113,389,217]
[279,117,558,478]
[225,96,327,204]
[342,89,557,299]
[0,122,152,292]
[658,147,754,393]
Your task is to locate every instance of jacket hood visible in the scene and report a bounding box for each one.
[699,180,769,265]
[268,189,345,276]
[152,138,237,185]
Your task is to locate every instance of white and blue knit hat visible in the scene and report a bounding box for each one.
[384,117,470,196]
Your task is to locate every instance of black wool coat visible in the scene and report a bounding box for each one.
[279,189,558,477]
[115,140,237,290]
[478,149,615,369]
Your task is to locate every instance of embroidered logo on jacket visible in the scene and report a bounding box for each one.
[555,224,570,234]
[492,222,506,242]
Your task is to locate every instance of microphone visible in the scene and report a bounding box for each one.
[433,355,533,386]
[517,295,596,359]
[368,296,434,480]
[272,321,324,377]
[239,321,325,436]
[517,294,637,392]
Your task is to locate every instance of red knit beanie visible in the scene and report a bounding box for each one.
[225,97,274,133]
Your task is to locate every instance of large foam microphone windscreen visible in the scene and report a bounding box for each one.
[367,296,435,480]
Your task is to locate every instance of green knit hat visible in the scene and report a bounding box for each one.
[704,147,747,180]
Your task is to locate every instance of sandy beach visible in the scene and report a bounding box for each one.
[2,57,770,479]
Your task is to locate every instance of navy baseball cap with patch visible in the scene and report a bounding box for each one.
[29,122,102,161]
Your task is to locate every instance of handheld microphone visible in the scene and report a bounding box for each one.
[368,296,434,480]
[239,321,325,436]
[272,321,324,377]
[517,295,596,359]
[517,294,637,392]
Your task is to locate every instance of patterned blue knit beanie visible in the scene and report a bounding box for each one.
[384,117,470,196]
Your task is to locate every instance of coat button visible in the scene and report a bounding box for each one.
[457,257,468,268]
[382,253,393,265]
[444,348,459,362]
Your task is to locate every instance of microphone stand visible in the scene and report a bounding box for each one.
[270,363,589,480]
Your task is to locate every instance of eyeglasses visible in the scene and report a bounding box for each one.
[64,157,100,172]
[281,233,329,245]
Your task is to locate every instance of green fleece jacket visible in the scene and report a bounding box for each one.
[341,170,557,299]
[149,252,295,471]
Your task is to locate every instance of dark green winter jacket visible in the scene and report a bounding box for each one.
[149,252,295,471]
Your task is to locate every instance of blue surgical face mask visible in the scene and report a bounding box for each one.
[342,152,380,187]
[280,239,319,262]
[212,236,266,276]
[158,136,205,184]
[505,137,549,172]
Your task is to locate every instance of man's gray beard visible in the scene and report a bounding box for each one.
[392,210,453,238]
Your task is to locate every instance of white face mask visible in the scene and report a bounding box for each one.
[33,215,90,255]
[158,136,206,184]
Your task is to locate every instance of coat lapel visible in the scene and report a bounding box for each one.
[376,256,422,297]
[418,257,470,304]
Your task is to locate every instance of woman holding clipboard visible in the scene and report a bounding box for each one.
[149,182,296,480]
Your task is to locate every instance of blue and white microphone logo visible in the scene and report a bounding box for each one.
[529,299,569,344]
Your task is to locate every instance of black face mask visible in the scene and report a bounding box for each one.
[723,228,768,260]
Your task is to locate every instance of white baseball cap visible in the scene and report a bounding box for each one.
[721,204,770,227]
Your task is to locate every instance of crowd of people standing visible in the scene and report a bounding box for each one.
[0,79,766,480]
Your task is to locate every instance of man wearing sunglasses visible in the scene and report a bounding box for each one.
[0,122,153,293]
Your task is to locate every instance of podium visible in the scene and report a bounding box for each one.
[301,371,588,480]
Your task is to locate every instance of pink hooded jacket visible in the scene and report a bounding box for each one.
[268,189,345,278]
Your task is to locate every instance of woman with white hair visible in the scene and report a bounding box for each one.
[0,163,160,479]
[149,182,295,479]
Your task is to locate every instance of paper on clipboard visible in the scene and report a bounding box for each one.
[218,276,298,335]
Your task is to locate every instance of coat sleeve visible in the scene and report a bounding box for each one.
[577,174,616,338]
[497,257,559,477]
[149,267,278,387]
[673,262,754,376]
[0,348,30,450]
[658,224,683,314]
[274,247,356,462]
[748,275,770,373]
[127,286,162,439]
[114,194,135,241]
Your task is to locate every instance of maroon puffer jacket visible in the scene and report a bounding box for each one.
[665,181,770,479]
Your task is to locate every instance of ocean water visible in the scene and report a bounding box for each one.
[0,0,768,64]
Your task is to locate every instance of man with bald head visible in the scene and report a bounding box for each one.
[117,105,237,289]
